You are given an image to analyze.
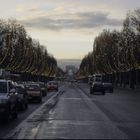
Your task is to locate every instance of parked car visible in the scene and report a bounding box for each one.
[24,83,42,103]
[47,81,58,91]
[38,82,47,96]
[0,80,18,121]
[15,83,28,111]
[90,74,105,95]
[88,75,93,85]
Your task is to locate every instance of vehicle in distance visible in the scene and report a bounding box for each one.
[15,83,28,110]
[24,83,42,103]
[0,80,18,121]
[47,81,58,91]
[90,74,105,95]
[103,82,114,93]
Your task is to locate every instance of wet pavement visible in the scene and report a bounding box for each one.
[5,82,140,139]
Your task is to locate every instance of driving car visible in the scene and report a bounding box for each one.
[24,83,42,103]
[103,82,114,93]
[90,74,105,95]
[15,83,28,111]
[0,80,18,121]
[47,81,58,91]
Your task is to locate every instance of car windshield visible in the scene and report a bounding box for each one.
[0,82,7,93]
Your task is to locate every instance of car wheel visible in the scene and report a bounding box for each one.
[25,102,28,109]
[3,107,11,122]
[12,105,18,119]
[109,88,113,93]
[43,92,46,97]
[90,89,93,94]
[21,101,26,111]
[38,97,42,103]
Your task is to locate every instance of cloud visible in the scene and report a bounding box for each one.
[16,4,39,13]
[19,11,123,31]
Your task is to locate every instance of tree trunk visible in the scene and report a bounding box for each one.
[122,72,125,88]
[119,72,122,87]
[136,69,139,89]
[129,70,134,89]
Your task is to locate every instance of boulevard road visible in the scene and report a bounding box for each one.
[4,82,140,139]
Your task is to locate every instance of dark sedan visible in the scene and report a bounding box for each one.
[16,84,28,111]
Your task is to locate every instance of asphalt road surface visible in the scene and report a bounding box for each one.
[3,82,140,139]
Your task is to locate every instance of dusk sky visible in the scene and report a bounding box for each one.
[0,0,140,59]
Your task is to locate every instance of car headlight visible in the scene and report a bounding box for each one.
[0,99,8,104]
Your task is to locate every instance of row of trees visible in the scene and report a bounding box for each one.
[78,9,140,77]
[0,19,57,77]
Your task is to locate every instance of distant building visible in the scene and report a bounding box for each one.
[65,65,76,75]
[57,59,81,71]
[65,65,77,81]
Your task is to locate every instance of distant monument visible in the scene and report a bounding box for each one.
[65,65,76,75]
[65,65,77,80]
